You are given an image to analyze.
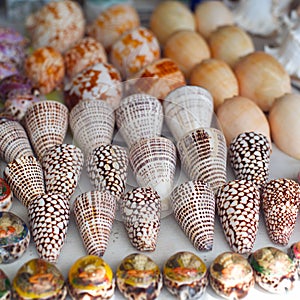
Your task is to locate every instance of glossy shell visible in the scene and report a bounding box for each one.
[0,178,12,211]
[209,252,254,299]
[288,241,300,277]
[163,251,208,300]
[0,269,11,299]
[68,255,115,300]
[116,253,162,300]
[12,258,67,300]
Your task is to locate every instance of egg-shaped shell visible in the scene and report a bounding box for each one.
[25,0,85,53]
[0,269,11,299]
[190,58,239,110]
[164,30,211,79]
[234,51,291,112]
[216,96,270,145]
[150,0,196,46]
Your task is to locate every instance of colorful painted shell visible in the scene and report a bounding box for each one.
[116,253,162,300]
[0,178,12,211]
[163,251,208,299]
[12,258,67,300]
[68,255,115,300]
[0,269,11,300]
[288,241,300,277]
[209,252,254,299]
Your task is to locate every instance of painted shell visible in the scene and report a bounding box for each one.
[0,212,30,264]
[68,255,115,300]
[209,252,254,299]
[249,246,296,293]
[116,253,162,300]
[163,251,208,300]
[0,178,12,211]
[12,258,67,300]
[0,269,11,299]
[288,241,300,277]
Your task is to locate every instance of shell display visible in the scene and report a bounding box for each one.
[209,252,254,299]
[229,131,271,191]
[12,258,67,300]
[115,93,164,149]
[129,137,177,211]
[116,253,162,300]
[4,156,45,208]
[249,246,296,293]
[0,212,30,264]
[288,241,300,277]
[0,269,11,300]
[216,180,260,254]
[73,190,117,257]
[0,26,28,46]
[120,187,161,252]
[28,193,70,263]
[0,43,25,69]
[0,61,18,81]
[262,178,300,245]
[164,85,214,141]
[69,99,115,156]
[170,180,215,251]
[68,255,115,300]
[163,251,208,300]
[177,127,227,193]
[86,144,128,202]
[0,178,12,211]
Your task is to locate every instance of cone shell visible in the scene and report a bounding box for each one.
[216,179,260,254]
[0,178,13,211]
[164,85,214,141]
[120,187,161,251]
[73,190,117,257]
[288,241,300,277]
[28,193,70,263]
[177,127,227,193]
[69,99,115,156]
[86,144,128,202]
[262,178,300,245]
[41,144,84,201]
[115,93,164,148]
[24,100,69,161]
[4,156,45,208]
[171,180,215,251]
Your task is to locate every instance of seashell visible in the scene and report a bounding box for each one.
[0,120,34,163]
[216,179,260,254]
[28,193,70,263]
[249,246,296,293]
[4,156,45,208]
[64,62,122,111]
[288,241,300,277]
[64,37,107,79]
[0,178,12,211]
[163,251,208,299]
[164,85,214,141]
[0,26,28,46]
[0,211,30,264]
[110,26,160,79]
[0,42,25,69]
[229,131,271,191]
[129,137,177,211]
[0,269,11,299]
[25,0,85,53]
[262,178,300,245]
[86,144,128,202]
[209,252,254,299]
[41,144,84,201]
[73,190,117,257]
[115,93,163,148]
[68,255,115,300]
[12,258,67,300]
[120,187,161,252]
[69,99,115,156]
[0,61,18,81]
[116,253,162,300]
[170,180,215,251]
[24,100,69,161]
[177,127,227,193]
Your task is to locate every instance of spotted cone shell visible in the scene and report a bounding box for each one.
[73,190,117,257]
[120,187,161,251]
[216,179,260,254]
[262,178,300,245]
[171,180,215,251]
[28,193,70,263]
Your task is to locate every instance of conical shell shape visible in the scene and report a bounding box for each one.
[4,156,45,208]
[24,100,69,161]
[164,85,214,141]
[171,180,215,251]
[129,137,177,211]
[115,93,163,148]
[69,99,115,156]
[73,190,117,257]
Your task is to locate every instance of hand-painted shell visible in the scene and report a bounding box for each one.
[288,241,300,277]
[0,178,12,211]
[0,269,11,300]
